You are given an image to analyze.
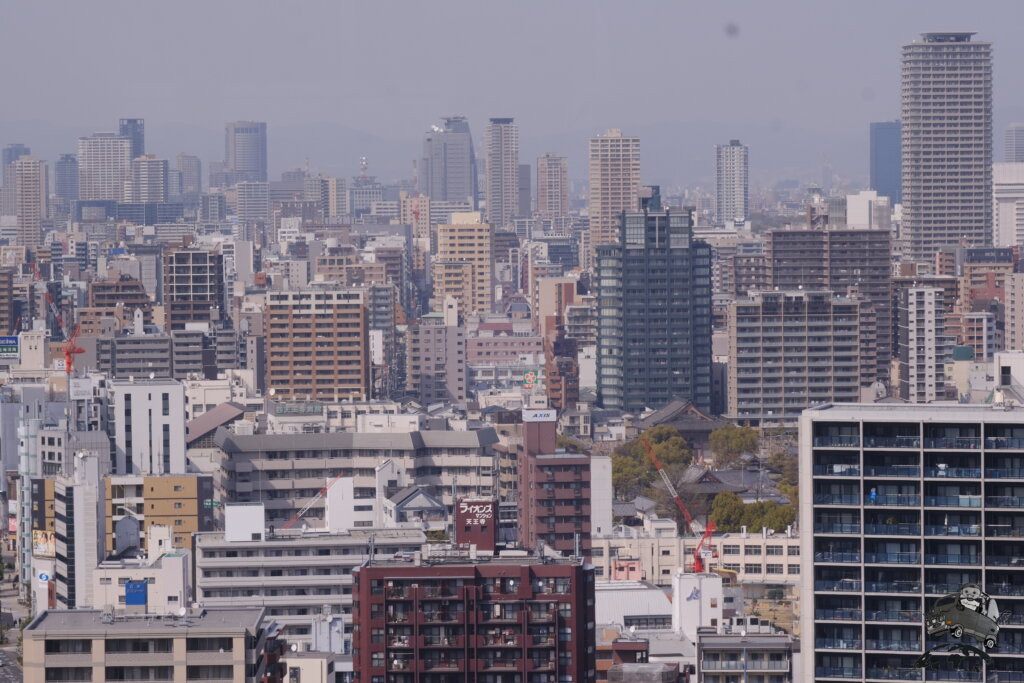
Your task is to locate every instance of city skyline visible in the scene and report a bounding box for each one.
[2,2,1023,187]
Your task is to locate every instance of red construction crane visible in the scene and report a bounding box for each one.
[63,325,84,377]
[282,471,348,529]
[639,436,702,536]
[692,520,717,573]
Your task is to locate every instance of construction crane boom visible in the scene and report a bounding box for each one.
[639,436,703,535]
[692,520,717,573]
[282,471,347,529]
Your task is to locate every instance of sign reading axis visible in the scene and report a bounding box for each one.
[203,500,221,509]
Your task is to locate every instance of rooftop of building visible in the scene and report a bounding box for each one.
[26,607,266,635]
[805,401,1024,421]
[214,424,499,452]
[697,632,793,648]
[363,549,585,569]
[196,525,425,546]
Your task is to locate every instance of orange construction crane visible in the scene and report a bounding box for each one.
[692,520,717,573]
[639,436,703,536]
[63,325,84,376]
[282,471,348,529]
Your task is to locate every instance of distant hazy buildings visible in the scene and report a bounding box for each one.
[715,139,749,225]
[54,153,78,202]
[537,153,569,218]
[588,129,640,265]
[77,132,131,201]
[127,155,169,203]
[420,115,478,207]
[13,156,47,251]
[175,153,202,198]
[902,32,992,259]
[235,181,270,223]
[869,121,902,204]
[118,117,145,159]
[1006,123,1024,162]
[994,163,1024,247]
[484,117,519,228]
[225,121,268,183]
[597,191,711,412]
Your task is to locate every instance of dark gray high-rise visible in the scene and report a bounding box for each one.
[596,189,712,413]
[869,121,902,204]
[419,116,478,208]
[118,118,145,159]
[225,121,268,184]
[54,154,79,201]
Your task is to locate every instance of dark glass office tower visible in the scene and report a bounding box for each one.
[869,121,901,204]
[596,189,712,412]
[118,118,145,159]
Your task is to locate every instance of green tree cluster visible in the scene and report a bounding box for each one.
[709,424,760,469]
[611,425,692,502]
[710,490,796,533]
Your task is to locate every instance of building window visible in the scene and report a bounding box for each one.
[744,564,762,574]
[788,546,800,556]
[766,564,783,574]
[766,545,783,556]
[787,565,800,574]
[745,546,762,556]
[722,545,740,555]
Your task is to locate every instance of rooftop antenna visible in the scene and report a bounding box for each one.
[359,156,368,180]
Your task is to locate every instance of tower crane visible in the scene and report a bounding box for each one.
[282,471,348,529]
[639,436,703,536]
[692,520,717,573]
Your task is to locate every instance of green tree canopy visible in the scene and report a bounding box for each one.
[710,424,760,469]
[611,425,692,502]
[710,490,796,533]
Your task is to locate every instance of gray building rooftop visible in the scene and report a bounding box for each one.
[26,606,267,634]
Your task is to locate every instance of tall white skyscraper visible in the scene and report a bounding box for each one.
[1006,123,1024,163]
[896,286,948,403]
[536,153,569,219]
[587,129,640,267]
[128,155,169,203]
[715,139,749,226]
[484,117,519,228]
[901,33,993,259]
[13,156,47,251]
[77,132,131,201]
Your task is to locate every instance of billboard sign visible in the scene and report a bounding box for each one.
[32,530,55,558]
[69,378,92,401]
[125,581,148,606]
[0,336,18,361]
[522,408,556,423]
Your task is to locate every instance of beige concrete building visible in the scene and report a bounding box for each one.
[587,129,640,267]
[728,290,867,426]
[13,155,47,251]
[484,117,519,228]
[23,606,280,683]
[105,474,216,553]
[265,286,370,401]
[591,516,801,587]
[537,153,569,218]
[432,211,494,318]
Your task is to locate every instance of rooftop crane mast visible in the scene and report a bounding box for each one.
[639,436,703,536]
[692,520,717,573]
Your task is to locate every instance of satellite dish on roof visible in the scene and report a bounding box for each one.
[269,388,277,396]
[290,643,299,652]
[149,372,155,380]
[178,607,188,617]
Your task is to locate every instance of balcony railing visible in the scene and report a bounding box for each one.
[926,583,968,595]
[924,553,980,566]
[816,608,864,620]
[986,526,1024,537]
[815,494,860,505]
[987,496,1024,508]
[924,525,980,537]
[865,609,923,622]
[865,639,922,651]
[986,556,1024,567]
[865,466,921,477]
[815,552,862,563]
[864,552,921,564]
[865,436,921,449]
[986,468,1024,479]
[924,437,980,450]
[815,436,861,447]
[924,467,980,478]
[923,496,981,508]
[815,638,862,649]
[814,464,861,476]
[984,437,1024,450]
[865,495,921,506]
[866,668,922,680]
[986,672,1024,682]
[815,580,862,592]
[924,671,981,681]
[815,666,863,679]
[815,523,862,534]
[987,584,1024,596]
[866,581,921,593]
[865,524,921,536]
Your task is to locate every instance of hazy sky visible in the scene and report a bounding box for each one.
[3,0,1023,188]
